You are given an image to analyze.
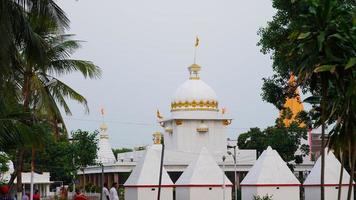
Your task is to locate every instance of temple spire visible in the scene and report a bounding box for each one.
[189,36,201,80]
[280,74,305,127]
[99,107,108,138]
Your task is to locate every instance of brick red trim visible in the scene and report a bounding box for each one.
[124,185,175,188]
[175,184,233,187]
[303,184,356,187]
[240,184,301,187]
[124,184,233,188]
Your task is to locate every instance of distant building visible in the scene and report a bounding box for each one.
[14,172,51,197]
[1,155,51,197]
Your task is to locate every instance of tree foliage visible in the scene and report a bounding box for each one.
[0,0,101,194]
[258,0,355,198]
[71,130,99,170]
[238,122,309,166]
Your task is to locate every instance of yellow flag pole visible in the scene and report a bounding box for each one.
[194,36,199,64]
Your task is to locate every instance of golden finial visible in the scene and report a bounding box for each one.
[156,109,164,119]
[193,36,199,64]
[153,132,162,144]
[99,107,108,132]
[189,36,201,80]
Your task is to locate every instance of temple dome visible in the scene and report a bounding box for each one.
[171,64,218,112]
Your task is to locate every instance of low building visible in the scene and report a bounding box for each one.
[14,172,51,197]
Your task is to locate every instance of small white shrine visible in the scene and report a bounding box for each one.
[175,147,232,200]
[97,122,116,164]
[303,149,354,200]
[124,145,173,200]
[240,146,300,200]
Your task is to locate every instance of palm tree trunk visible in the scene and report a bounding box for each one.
[320,76,327,200]
[17,67,32,198]
[337,150,344,200]
[347,140,356,200]
[16,149,25,200]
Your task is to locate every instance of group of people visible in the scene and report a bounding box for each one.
[73,182,119,200]
[22,190,40,200]
[102,183,119,200]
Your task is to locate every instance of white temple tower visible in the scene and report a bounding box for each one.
[124,145,174,200]
[96,123,116,164]
[175,147,232,200]
[159,63,231,155]
[241,146,301,200]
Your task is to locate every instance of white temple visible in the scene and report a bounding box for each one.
[97,123,116,164]
[175,147,232,200]
[159,63,231,155]
[241,146,301,200]
[304,149,354,200]
[79,57,316,198]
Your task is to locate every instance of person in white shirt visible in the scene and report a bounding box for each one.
[102,183,110,200]
[109,182,119,200]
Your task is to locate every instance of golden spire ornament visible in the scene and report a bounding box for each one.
[194,36,199,64]
[156,109,164,119]
[189,36,201,80]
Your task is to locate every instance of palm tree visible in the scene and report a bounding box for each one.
[30,33,101,138]
[1,1,101,198]
[11,32,101,199]
[0,0,69,69]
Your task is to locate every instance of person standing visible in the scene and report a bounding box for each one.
[73,189,87,200]
[109,183,119,200]
[21,193,29,200]
[32,190,40,200]
[102,183,110,200]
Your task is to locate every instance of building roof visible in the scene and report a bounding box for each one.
[124,145,173,186]
[175,147,232,186]
[14,172,51,184]
[173,79,217,103]
[241,146,300,186]
[97,123,116,164]
[171,64,218,112]
[304,149,354,185]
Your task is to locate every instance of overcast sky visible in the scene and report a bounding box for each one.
[58,0,278,148]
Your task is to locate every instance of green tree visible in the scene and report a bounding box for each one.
[238,128,266,156]
[0,1,101,196]
[238,123,308,167]
[71,130,99,187]
[34,136,76,184]
[258,0,355,199]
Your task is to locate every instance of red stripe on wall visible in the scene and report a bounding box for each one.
[240,184,301,187]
